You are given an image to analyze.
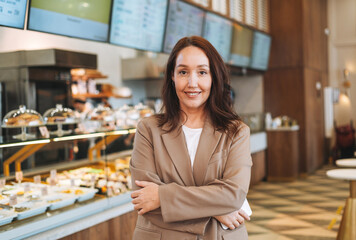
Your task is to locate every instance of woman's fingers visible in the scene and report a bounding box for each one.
[131,190,140,199]
[236,214,245,224]
[238,209,250,221]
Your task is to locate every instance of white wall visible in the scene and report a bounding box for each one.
[328,0,356,125]
[0,26,264,112]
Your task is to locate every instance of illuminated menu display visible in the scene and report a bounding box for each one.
[229,23,253,67]
[163,0,204,53]
[249,31,271,70]
[109,0,168,52]
[28,0,112,42]
[0,0,27,29]
[203,12,232,62]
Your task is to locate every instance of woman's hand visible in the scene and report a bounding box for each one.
[214,209,250,230]
[131,180,160,215]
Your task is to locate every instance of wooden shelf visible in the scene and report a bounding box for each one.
[72,93,131,99]
[71,74,108,81]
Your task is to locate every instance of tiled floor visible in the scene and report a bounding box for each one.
[246,166,349,240]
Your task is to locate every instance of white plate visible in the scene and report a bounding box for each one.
[0,209,17,226]
[44,194,77,210]
[13,201,49,220]
[53,187,98,203]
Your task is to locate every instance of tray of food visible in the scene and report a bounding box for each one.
[13,200,49,220]
[0,208,17,226]
[44,193,77,211]
[57,187,99,202]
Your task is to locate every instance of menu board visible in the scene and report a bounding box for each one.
[109,0,168,52]
[203,12,232,62]
[229,23,253,67]
[249,31,271,70]
[0,0,27,29]
[163,0,204,53]
[28,0,112,42]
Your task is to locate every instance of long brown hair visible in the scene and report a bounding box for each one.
[157,36,241,136]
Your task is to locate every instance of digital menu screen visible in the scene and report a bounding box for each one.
[203,12,232,62]
[249,31,271,70]
[229,23,253,67]
[109,0,168,52]
[0,0,27,29]
[28,0,112,42]
[163,0,204,53]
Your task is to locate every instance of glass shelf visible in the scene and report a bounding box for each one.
[0,128,134,148]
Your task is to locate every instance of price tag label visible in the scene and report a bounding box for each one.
[104,167,111,175]
[9,195,17,206]
[90,175,96,183]
[49,178,56,186]
[0,178,6,188]
[41,186,48,196]
[23,183,30,192]
[34,175,41,184]
[107,187,113,197]
[70,178,75,187]
[39,126,50,138]
[50,169,57,179]
[15,171,23,183]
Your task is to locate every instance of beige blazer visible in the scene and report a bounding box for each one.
[130,116,252,240]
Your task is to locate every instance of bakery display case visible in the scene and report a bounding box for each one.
[0,122,136,239]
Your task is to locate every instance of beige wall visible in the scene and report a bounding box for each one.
[230,75,263,114]
[328,0,356,125]
[0,27,137,87]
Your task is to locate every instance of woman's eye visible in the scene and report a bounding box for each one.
[199,71,207,75]
[179,71,187,75]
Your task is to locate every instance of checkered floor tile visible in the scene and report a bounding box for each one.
[246,165,349,239]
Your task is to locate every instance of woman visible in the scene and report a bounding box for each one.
[130,36,252,240]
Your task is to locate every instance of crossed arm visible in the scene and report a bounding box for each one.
[130,121,252,231]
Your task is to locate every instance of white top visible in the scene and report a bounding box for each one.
[326,169,356,181]
[336,159,356,167]
[182,125,203,170]
[182,125,252,229]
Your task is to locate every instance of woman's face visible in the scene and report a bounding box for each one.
[172,46,212,114]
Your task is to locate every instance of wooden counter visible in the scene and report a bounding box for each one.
[267,128,300,181]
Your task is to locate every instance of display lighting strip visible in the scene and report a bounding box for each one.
[105,129,130,136]
[0,139,51,148]
[53,133,106,142]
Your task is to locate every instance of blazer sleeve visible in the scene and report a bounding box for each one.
[159,125,252,223]
[130,119,210,235]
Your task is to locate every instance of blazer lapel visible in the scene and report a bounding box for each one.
[193,119,222,186]
[161,125,196,186]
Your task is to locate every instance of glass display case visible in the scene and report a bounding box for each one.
[0,116,137,239]
[2,105,44,141]
[43,104,78,137]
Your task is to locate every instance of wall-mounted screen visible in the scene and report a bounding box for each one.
[203,12,232,62]
[0,0,27,29]
[229,23,253,67]
[109,0,168,52]
[249,31,271,70]
[163,0,204,53]
[28,0,112,42]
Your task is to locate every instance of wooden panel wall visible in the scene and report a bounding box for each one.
[60,210,138,240]
[266,0,328,174]
[269,0,303,68]
[302,0,328,72]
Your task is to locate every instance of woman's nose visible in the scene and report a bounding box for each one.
[188,73,198,87]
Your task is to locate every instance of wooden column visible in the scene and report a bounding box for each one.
[265,0,328,174]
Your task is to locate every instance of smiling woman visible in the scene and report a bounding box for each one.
[130,36,252,240]
[172,46,212,121]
